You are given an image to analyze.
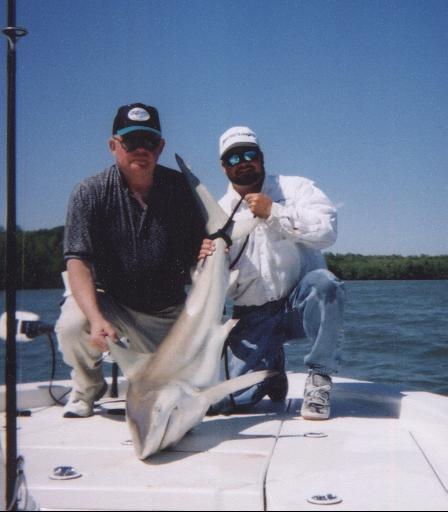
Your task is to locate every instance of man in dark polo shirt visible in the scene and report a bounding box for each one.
[56,103,204,418]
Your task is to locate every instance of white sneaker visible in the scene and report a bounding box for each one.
[63,381,107,418]
[301,372,332,420]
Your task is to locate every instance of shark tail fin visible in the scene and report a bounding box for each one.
[176,154,228,235]
[175,153,259,242]
[230,218,259,242]
[202,370,277,405]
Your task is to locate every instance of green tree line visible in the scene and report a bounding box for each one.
[0,226,65,289]
[325,253,448,280]
[0,226,447,289]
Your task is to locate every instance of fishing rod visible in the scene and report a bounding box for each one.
[1,0,28,509]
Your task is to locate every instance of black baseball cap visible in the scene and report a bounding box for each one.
[112,103,162,138]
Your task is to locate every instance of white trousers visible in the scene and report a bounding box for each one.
[55,293,183,399]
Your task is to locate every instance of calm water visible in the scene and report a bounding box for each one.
[1,281,447,395]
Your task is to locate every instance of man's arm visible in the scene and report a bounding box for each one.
[63,179,117,351]
[264,177,337,249]
[66,258,117,352]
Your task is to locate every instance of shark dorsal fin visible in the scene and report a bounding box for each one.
[107,338,153,381]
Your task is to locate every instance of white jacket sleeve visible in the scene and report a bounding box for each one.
[264,177,337,249]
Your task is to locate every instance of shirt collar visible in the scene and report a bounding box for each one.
[114,164,162,194]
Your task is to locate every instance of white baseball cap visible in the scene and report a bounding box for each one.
[219,126,259,158]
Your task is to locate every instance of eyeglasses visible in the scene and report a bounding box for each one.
[223,149,259,167]
[113,135,160,153]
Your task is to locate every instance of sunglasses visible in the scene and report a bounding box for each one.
[114,135,160,153]
[223,149,259,167]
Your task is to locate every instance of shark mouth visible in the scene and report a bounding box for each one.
[129,406,170,460]
[158,408,179,452]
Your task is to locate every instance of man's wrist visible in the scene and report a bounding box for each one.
[266,202,284,223]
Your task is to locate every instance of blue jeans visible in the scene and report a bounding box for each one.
[218,269,345,410]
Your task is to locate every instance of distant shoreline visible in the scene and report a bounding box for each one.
[1,226,447,288]
[325,253,448,281]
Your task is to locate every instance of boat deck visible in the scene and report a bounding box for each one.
[2,373,448,511]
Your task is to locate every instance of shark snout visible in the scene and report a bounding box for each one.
[127,383,199,460]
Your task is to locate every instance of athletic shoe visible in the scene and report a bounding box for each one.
[300,372,332,420]
[63,381,108,418]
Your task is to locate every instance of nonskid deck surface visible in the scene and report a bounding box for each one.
[1,373,448,511]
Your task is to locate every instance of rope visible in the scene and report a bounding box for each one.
[46,333,70,406]
[207,195,245,247]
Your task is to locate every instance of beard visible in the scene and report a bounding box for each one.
[228,165,265,187]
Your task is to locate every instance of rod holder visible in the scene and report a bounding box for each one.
[1,26,28,50]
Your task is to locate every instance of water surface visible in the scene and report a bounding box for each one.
[1,281,447,395]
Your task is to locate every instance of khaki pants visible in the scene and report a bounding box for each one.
[55,293,183,399]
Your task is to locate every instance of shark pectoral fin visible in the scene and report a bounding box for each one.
[202,370,277,405]
[106,338,153,381]
[208,318,239,360]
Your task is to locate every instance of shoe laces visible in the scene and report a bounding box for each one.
[305,373,331,407]
[306,384,331,407]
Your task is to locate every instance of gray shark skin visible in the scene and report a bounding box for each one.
[108,155,273,459]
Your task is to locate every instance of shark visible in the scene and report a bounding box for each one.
[107,154,273,459]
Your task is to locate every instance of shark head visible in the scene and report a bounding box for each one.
[126,369,276,460]
[126,380,209,460]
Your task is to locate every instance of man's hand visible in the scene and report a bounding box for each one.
[245,193,272,219]
[90,318,118,352]
[198,239,215,261]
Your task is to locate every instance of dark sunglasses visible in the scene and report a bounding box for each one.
[223,149,259,167]
[114,135,160,153]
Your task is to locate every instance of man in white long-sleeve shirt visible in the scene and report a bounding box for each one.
[201,126,345,420]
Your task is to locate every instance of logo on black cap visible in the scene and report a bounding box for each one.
[113,103,161,137]
[128,108,150,122]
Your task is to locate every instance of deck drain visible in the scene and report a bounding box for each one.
[307,494,342,505]
[49,466,82,480]
[303,432,328,438]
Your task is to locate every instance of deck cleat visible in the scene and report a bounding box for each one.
[49,466,82,480]
[307,493,342,505]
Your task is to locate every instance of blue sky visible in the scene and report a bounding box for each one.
[1,0,447,255]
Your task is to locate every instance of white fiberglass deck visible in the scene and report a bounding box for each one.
[2,373,448,511]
